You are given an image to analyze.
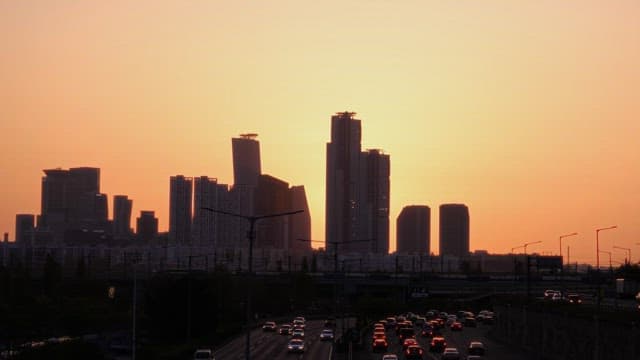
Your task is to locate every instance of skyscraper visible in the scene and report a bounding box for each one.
[326,112,362,254]
[254,174,290,249]
[439,204,470,257]
[15,214,35,244]
[396,205,430,254]
[193,176,229,247]
[232,134,261,187]
[289,185,311,256]
[169,175,193,244]
[325,112,390,255]
[113,195,133,238]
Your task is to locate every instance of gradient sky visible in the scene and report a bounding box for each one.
[2,1,639,265]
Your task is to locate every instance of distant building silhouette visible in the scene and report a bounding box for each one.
[39,167,108,242]
[325,112,390,254]
[193,176,230,247]
[439,204,469,256]
[289,185,312,256]
[136,211,158,242]
[113,195,133,238]
[15,214,35,245]
[397,206,430,254]
[232,134,261,187]
[169,175,193,244]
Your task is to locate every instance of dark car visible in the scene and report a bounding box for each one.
[463,317,477,327]
[429,337,446,353]
[405,345,424,360]
[262,321,276,332]
[567,294,583,304]
[450,321,463,331]
[287,339,305,353]
[468,341,486,356]
[398,327,415,342]
[278,324,291,335]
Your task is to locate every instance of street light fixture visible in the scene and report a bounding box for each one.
[202,207,303,360]
[613,246,631,264]
[596,226,617,271]
[524,240,542,256]
[559,233,578,264]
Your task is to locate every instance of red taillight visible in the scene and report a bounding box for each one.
[419,349,423,354]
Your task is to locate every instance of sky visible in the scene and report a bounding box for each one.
[1,1,639,265]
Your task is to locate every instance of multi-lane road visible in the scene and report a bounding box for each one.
[213,319,340,360]
[360,318,529,360]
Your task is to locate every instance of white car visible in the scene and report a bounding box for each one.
[442,347,461,360]
[193,349,215,360]
[320,329,334,341]
[382,354,398,360]
[287,338,305,353]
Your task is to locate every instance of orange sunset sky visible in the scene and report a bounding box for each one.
[1,1,639,265]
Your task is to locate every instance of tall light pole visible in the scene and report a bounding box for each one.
[599,250,612,271]
[559,233,578,265]
[202,207,303,360]
[596,226,617,271]
[613,246,631,264]
[524,241,542,256]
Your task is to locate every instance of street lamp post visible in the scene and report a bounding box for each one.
[202,207,303,360]
[613,246,631,265]
[596,226,617,271]
[559,233,578,265]
[522,241,542,301]
[599,250,612,272]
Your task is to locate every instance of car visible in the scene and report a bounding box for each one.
[467,341,485,356]
[398,327,415,342]
[544,289,557,299]
[429,337,446,352]
[320,329,334,341]
[551,292,563,301]
[291,328,304,339]
[382,354,398,360]
[466,356,483,360]
[404,344,425,360]
[372,338,389,352]
[463,317,477,327]
[450,321,463,331]
[441,347,461,360]
[373,332,386,341]
[421,327,434,338]
[193,349,215,360]
[386,317,397,328]
[293,319,306,329]
[262,321,276,331]
[567,293,583,304]
[402,338,418,350]
[287,338,305,353]
[446,315,457,326]
[278,324,291,335]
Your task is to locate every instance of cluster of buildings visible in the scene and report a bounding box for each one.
[3,111,559,277]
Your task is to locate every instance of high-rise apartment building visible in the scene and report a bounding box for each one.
[396,205,430,254]
[15,214,35,244]
[40,167,107,241]
[193,176,229,247]
[439,204,470,256]
[169,175,193,244]
[113,195,133,238]
[136,211,158,242]
[289,185,311,256]
[325,112,390,255]
[232,134,261,187]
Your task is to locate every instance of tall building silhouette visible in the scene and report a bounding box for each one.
[439,204,470,256]
[193,176,229,247]
[169,175,193,244]
[15,214,35,244]
[289,185,312,256]
[40,167,107,241]
[137,211,158,242]
[325,112,390,255]
[254,175,290,249]
[396,205,430,254]
[113,195,133,238]
[232,134,261,187]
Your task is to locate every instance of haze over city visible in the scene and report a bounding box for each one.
[2,1,640,264]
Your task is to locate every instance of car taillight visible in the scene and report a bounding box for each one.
[419,349,423,354]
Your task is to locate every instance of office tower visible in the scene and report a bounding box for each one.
[15,214,35,244]
[40,167,105,241]
[193,176,229,246]
[326,111,390,255]
[289,185,311,256]
[439,204,470,256]
[254,174,290,249]
[396,206,430,254]
[232,134,261,187]
[136,211,158,242]
[113,195,133,238]
[326,111,362,254]
[360,149,390,254]
[169,175,193,244]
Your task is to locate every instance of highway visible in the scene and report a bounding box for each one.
[360,319,529,360]
[213,319,336,360]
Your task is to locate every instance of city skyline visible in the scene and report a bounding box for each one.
[2,1,639,264]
